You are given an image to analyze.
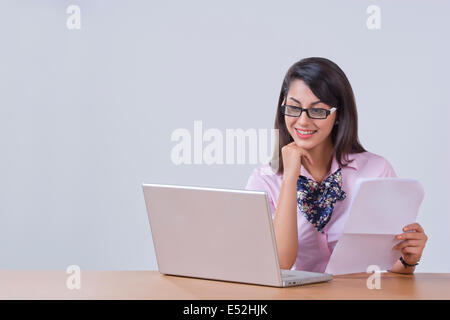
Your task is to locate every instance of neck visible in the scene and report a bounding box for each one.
[301,138,334,174]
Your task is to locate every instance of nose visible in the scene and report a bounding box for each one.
[296,109,313,127]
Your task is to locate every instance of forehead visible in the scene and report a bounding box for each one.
[286,79,319,102]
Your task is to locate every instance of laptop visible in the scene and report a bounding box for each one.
[142,183,333,287]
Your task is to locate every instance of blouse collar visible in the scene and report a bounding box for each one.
[299,152,359,181]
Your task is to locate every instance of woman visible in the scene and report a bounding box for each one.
[245,57,427,274]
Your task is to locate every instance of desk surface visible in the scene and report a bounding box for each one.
[1,270,449,300]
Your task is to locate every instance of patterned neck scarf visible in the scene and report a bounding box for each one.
[297,168,346,233]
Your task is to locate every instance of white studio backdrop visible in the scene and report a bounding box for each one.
[0,0,449,272]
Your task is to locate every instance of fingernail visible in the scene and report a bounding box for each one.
[404,227,408,231]
[397,235,402,239]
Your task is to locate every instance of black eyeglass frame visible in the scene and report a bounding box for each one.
[280,104,337,119]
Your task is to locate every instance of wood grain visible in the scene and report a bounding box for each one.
[1,270,449,300]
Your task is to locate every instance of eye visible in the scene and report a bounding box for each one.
[309,108,327,118]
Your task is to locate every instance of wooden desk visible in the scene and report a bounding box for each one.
[1,270,449,300]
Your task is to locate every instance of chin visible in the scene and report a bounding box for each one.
[293,138,317,150]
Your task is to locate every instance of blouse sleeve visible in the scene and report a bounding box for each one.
[378,158,398,178]
[245,168,277,219]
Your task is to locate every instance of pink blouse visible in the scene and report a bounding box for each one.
[245,151,397,273]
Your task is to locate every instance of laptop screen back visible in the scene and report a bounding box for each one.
[142,184,282,287]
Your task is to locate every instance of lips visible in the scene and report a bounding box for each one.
[295,128,317,135]
[295,128,317,138]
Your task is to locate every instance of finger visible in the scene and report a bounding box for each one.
[393,239,422,250]
[403,223,424,233]
[300,156,313,168]
[300,150,314,165]
[401,246,421,255]
[283,142,295,149]
[304,154,314,165]
[395,232,426,240]
[283,142,295,150]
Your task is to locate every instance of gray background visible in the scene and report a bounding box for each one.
[0,0,449,271]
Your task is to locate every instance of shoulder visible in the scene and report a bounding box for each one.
[347,151,396,177]
[245,163,282,191]
[245,164,282,216]
[348,151,391,167]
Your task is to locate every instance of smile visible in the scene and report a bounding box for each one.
[295,128,317,138]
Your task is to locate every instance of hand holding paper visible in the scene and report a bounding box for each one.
[325,178,425,275]
[393,222,428,267]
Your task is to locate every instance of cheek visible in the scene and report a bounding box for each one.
[317,118,335,132]
[284,116,296,129]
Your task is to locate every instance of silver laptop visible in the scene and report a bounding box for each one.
[142,183,333,287]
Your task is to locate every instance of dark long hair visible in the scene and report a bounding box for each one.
[272,57,366,174]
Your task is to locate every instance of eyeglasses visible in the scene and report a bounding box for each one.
[281,105,337,119]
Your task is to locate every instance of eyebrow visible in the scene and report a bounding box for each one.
[288,97,322,106]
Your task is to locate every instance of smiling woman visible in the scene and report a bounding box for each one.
[245,57,428,274]
[274,57,366,174]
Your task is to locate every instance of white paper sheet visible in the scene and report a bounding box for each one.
[325,178,425,275]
